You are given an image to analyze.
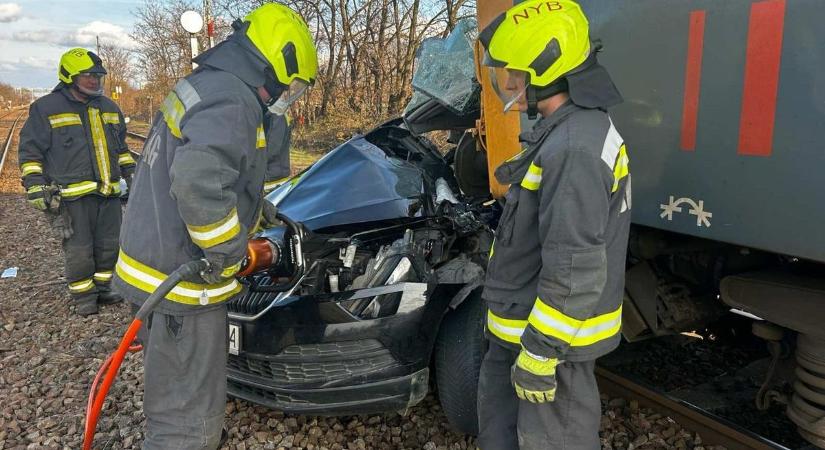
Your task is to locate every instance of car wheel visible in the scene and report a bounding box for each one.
[434,289,486,436]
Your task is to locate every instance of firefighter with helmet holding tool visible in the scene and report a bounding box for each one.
[18,48,134,317]
[112,3,317,448]
[477,1,631,448]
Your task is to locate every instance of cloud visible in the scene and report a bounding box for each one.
[0,56,54,72]
[0,3,21,23]
[11,21,136,49]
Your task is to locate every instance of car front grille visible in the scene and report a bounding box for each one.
[228,276,279,315]
[227,381,310,405]
[227,339,397,385]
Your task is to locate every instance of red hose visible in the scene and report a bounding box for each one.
[83,319,143,450]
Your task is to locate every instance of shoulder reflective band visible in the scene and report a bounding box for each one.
[88,108,113,195]
[185,208,241,249]
[487,309,527,344]
[612,145,629,193]
[69,278,95,293]
[115,250,241,305]
[521,162,542,191]
[93,271,113,282]
[600,118,630,192]
[257,124,266,149]
[118,152,136,166]
[48,113,82,128]
[528,300,622,347]
[101,112,120,125]
[160,79,202,139]
[60,181,99,198]
[21,162,43,176]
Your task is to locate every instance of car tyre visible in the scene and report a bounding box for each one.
[434,290,486,436]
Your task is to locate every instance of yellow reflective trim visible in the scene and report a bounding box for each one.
[528,300,622,347]
[186,208,241,249]
[69,278,95,293]
[21,162,43,176]
[256,124,266,149]
[221,261,242,278]
[118,153,136,166]
[88,108,114,195]
[115,250,242,305]
[160,91,185,138]
[487,310,527,345]
[488,237,495,260]
[101,112,120,125]
[60,181,98,198]
[521,162,542,191]
[27,185,43,194]
[612,144,629,193]
[93,271,113,282]
[48,113,82,128]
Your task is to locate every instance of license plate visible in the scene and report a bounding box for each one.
[228,323,240,355]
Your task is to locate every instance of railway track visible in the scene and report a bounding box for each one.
[0,109,26,180]
[596,366,790,450]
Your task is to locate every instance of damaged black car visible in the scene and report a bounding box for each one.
[225,19,492,435]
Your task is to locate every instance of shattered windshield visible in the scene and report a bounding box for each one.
[404,18,480,116]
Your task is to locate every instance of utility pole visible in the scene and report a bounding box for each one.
[96,35,100,55]
[203,0,215,48]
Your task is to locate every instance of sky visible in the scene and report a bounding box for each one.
[0,0,142,89]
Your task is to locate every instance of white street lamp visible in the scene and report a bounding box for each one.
[180,10,204,70]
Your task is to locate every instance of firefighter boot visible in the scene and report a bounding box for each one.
[75,296,99,317]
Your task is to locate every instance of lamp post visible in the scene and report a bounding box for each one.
[180,10,204,71]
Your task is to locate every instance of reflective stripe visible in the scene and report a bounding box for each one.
[221,261,242,278]
[21,162,43,176]
[60,181,99,197]
[101,112,120,124]
[256,124,266,149]
[69,278,95,293]
[118,152,136,166]
[263,177,289,192]
[175,79,201,110]
[521,162,542,191]
[487,310,527,345]
[612,144,629,193]
[600,118,623,168]
[115,250,242,305]
[160,91,185,138]
[94,271,113,282]
[48,113,82,128]
[528,300,622,347]
[27,185,43,194]
[88,108,114,195]
[186,208,241,248]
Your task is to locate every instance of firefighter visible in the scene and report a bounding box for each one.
[18,48,134,317]
[262,111,293,193]
[477,1,629,448]
[111,4,317,448]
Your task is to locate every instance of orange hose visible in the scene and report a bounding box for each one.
[82,319,143,450]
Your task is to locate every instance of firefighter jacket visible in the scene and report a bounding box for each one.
[263,112,292,193]
[483,101,631,362]
[113,39,271,315]
[18,86,134,199]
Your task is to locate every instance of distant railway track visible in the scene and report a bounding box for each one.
[596,367,788,450]
[0,111,25,178]
[126,130,147,141]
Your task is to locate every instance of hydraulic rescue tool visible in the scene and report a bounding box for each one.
[83,212,305,449]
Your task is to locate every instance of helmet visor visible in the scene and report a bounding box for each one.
[487,67,527,113]
[73,72,105,97]
[267,79,310,116]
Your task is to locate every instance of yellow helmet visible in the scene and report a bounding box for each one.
[58,48,107,84]
[243,3,317,86]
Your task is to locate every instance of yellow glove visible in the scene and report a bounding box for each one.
[511,349,559,403]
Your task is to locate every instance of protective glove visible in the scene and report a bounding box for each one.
[511,349,559,403]
[49,209,74,240]
[124,174,134,195]
[26,186,47,211]
[198,255,243,285]
[261,201,283,228]
[44,183,61,211]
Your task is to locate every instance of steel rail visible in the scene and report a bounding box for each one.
[0,111,26,177]
[596,367,788,450]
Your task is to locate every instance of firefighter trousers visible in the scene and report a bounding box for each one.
[477,341,601,450]
[138,305,228,450]
[57,195,122,306]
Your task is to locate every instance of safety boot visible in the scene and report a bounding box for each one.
[75,299,99,317]
[97,290,124,305]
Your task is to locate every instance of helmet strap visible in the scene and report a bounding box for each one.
[526,86,539,120]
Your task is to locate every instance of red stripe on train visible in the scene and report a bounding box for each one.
[737,0,786,157]
[680,10,706,151]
